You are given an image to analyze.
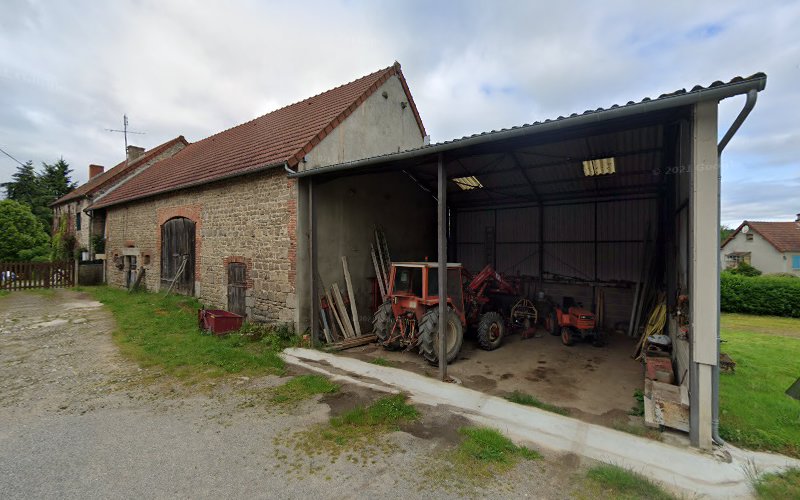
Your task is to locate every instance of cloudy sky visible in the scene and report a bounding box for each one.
[1,0,798,226]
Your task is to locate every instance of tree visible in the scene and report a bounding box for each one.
[720,225,735,243]
[40,158,77,200]
[0,200,51,262]
[1,157,77,235]
[1,161,43,206]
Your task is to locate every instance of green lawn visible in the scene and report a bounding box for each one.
[720,313,800,458]
[88,286,296,380]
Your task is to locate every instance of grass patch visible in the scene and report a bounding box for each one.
[629,389,645,416]
[419,426,541,494]
[87,286,298,380]
[754,468,800,499]
[0,289,8,298]
[456,427,541,468]
[505,390,569,415]
[274,394,419,476]
[270,375,339,404]
[719,313,800,457]
[369,357,393,367]
[585,464,675,500]
[611,420,662,441]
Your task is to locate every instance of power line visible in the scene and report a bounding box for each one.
[0,146,27,167]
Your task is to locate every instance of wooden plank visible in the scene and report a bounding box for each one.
[331,283,354,338]
[319,306,333,344]
[327,334,377,351]
[375,231,389,290]
[371,245,386,300]
[326,287,347,339]
[341,256,361,336]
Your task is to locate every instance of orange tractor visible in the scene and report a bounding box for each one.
[372,262,535,364]
[545,297,601,346]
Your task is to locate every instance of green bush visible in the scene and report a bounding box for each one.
[728,262,762,276]
[721,273,800,318]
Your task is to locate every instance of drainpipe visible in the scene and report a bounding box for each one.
[713,88,758,445]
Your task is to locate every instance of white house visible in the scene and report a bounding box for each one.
[721,215,800,276]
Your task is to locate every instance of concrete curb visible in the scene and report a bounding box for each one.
[282,347,800,498]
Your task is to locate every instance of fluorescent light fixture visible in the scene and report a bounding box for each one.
[452,175,483,190]
[582,157,616,176]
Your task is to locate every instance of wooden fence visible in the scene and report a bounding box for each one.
[0,261,75,290]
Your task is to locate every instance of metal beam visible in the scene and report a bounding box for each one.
[437,153,448,381]
[308,178,318,347]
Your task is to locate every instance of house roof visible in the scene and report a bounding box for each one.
[289,72,767,180]
[51,136,188,207]
[722,220,800,253]
[91,63,425,209]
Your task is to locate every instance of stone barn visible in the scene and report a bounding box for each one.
[88,63,426,324]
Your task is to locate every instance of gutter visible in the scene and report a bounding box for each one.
[712,88,759,446]
[288,75,766,179]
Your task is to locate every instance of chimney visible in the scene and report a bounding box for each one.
[89,164,105,179]
[796,213,800,223]
[126,145,145,163]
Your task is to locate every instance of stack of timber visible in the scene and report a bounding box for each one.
[317,255,376,351]
[371,227,391,302]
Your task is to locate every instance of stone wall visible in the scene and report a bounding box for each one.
[104,167,297,324]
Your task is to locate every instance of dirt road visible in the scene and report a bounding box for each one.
[0,290,582,499]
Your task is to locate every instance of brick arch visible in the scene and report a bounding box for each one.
[157,204,202,280]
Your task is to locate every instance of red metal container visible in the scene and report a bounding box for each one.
[198,309,244,335]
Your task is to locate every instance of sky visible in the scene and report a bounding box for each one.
[1,0,798,226]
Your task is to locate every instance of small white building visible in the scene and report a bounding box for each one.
[721,216,800,276]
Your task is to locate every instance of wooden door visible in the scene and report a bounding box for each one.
[160,217,195,295]
[227,263,246,317]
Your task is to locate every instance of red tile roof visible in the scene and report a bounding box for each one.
[722,220,800,252]
[92,63,425,209]
[51,136,188,206]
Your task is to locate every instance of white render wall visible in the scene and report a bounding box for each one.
[300,75,425,171]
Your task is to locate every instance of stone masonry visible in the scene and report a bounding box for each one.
[104,168,296,324]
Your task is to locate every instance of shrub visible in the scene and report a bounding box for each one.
[728,262,762,277]
[721,273,800,318]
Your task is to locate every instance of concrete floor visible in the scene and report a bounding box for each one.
[344,327,643,427]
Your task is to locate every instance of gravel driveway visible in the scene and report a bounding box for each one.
[0,290,581,499]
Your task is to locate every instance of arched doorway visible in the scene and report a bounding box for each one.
[160,217,195,295]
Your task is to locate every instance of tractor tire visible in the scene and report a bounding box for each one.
[561,327,574,346]
[547,310,560,336]
[419,308,464,366]
[373,301,400,350]
[476,311,505,351]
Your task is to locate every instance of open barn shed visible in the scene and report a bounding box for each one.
[291,73,766,449]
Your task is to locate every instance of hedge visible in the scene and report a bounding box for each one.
[721,272,800,318]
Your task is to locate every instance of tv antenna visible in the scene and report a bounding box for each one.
[106,114,146,158]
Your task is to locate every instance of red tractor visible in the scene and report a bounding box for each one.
[545,297,601,347]
[372,262,528,365]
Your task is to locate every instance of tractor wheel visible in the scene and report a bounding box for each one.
[373,301,400,350]
[476,311,505,351]
[547,310,560,336]
[419,308,464,366]
[561,327,574,346]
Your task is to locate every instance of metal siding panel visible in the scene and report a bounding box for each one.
[597,199,658,241]
[496,243,539,276]
[543,204,595,241]
[456,210,494,243]
[543,242,594,280]
[597,242,643,281]
[456,243,484,272]
[496,206,539,242]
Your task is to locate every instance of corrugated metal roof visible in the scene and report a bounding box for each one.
[292,72,766,180]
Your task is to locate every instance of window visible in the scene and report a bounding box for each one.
[76,212,81,231]
[452,176,483,191]
[391,267,423,297]
[746,233,753,241]
[792,255,800,270]
[582,157,616,176]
